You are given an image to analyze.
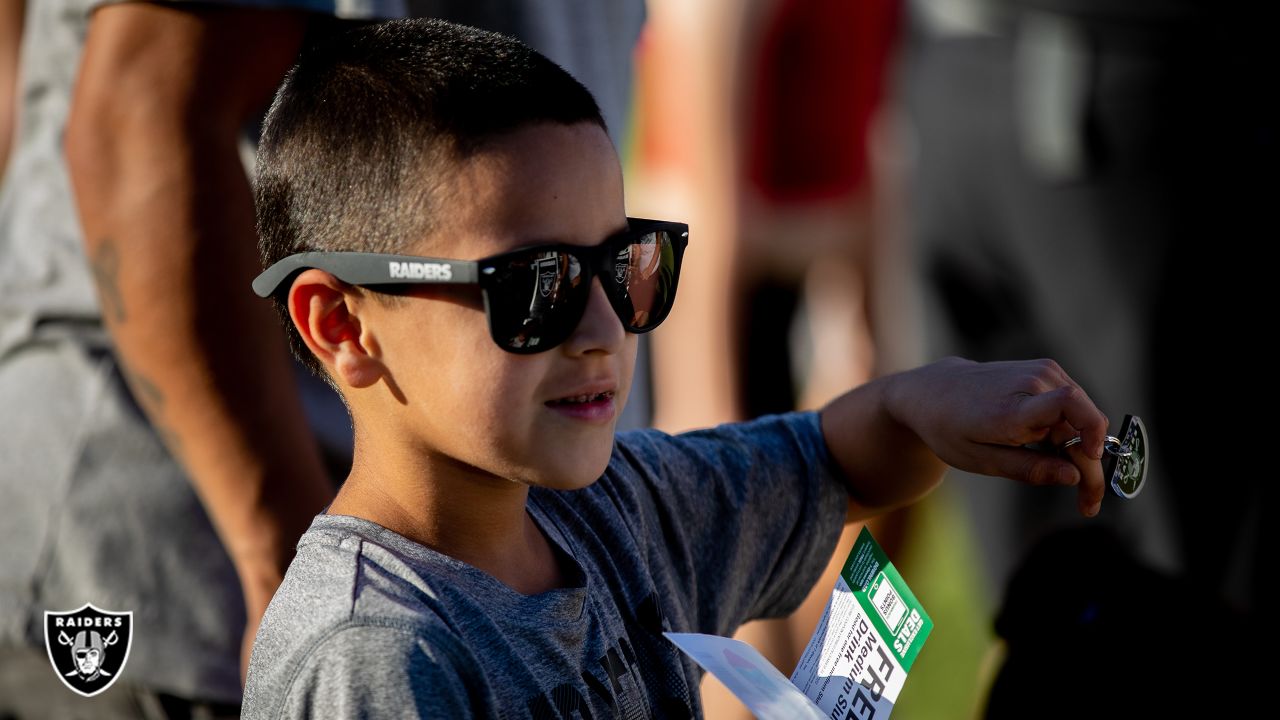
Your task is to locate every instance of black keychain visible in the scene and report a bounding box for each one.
[1061,414,1148,499]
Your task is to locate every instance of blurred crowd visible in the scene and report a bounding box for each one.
[0,0,1271,717]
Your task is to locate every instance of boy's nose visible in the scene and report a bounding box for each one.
[562,275,626,356]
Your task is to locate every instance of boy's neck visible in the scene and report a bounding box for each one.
[328,439,570,597]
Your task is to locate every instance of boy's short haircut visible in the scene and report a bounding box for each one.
[254,18,607,378]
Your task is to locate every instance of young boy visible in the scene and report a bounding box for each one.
[242,19,1109,718]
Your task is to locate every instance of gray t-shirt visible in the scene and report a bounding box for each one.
[243,412,849,718]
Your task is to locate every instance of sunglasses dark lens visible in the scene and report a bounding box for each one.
[483,249,590,352]
[605,230,681,332]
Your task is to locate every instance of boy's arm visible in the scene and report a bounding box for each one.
[821,357,1109,520]
[64,4,330,678]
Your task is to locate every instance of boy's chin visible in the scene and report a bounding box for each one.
[533,474,603,492]
[524,449,613,491]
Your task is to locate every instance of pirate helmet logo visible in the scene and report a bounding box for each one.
[535,255,560,298]
[44,603,133,697]
[614,245,632,286]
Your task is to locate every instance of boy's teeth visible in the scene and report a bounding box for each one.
[556,391,611,404]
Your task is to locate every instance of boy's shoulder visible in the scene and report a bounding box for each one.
[262,514,456,628]
[243,515,482,717]
[589,409,836,549]
[609,410,829,480]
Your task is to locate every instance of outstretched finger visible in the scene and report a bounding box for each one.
[974,445,1083,488]
[1012,385,1109,460]
[1064,440,1105,517]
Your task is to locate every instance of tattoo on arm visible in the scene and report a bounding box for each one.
[91,238,186,456]
[126,367,164,408]
[89,237,126,324]
[92,238,188,457]
[119,363,184,457]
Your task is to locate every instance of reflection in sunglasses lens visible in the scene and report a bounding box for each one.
[484,226,683,353]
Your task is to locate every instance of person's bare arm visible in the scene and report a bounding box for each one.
[64,3,330,677]
[822,357,1110,520]
[0,0,24,179]
[641,0,749,431]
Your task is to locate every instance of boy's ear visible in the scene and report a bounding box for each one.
[288,269,383,389]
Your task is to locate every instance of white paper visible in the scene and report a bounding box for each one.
[663,633,827,720]
[789,576,902,718]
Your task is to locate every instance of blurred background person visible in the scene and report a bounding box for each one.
[631,0,912,717]
[982,525,1260,718]
[0,0,19,181]
[0,1,643,717]
[0,4,377,716]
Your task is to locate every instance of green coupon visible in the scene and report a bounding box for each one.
[790,527,934,717]
[666,527,932,719]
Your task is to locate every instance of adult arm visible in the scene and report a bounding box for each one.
[821,356,1110,519]
[0,0,23,179]
[64,3,331,677]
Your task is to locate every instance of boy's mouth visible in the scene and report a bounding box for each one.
[544,382,618,423]
[546,390,614,407]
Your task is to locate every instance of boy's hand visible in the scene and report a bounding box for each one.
[887,357,1109,516]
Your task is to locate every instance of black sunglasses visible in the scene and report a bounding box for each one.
[253,218,689,354]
